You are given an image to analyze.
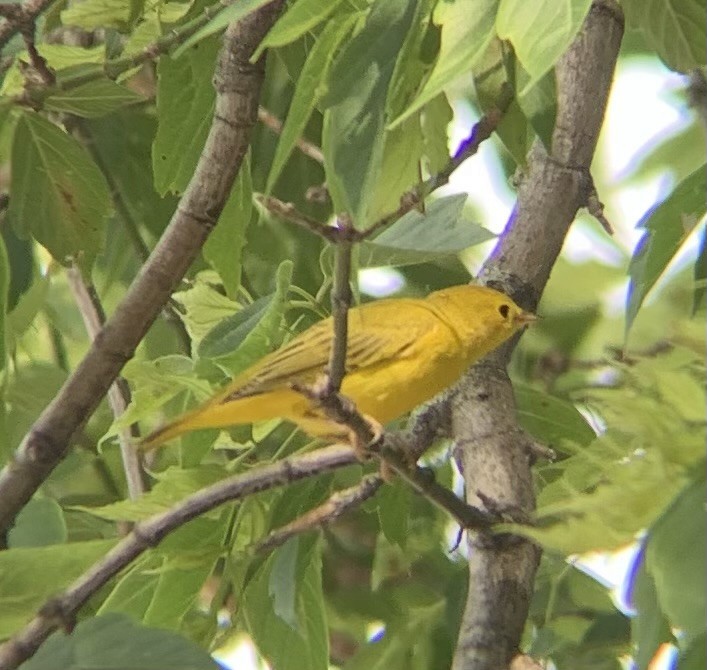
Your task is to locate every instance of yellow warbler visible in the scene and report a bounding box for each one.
[141,284,535,450]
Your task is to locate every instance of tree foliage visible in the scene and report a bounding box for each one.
[0,0,705,669]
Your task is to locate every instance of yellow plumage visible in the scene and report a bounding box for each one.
[141,284,534,450]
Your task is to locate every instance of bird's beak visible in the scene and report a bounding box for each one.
[514,311,538,327]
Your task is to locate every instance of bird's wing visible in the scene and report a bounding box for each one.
[220,299,441,402]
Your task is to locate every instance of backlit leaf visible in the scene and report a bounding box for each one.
[496,0,592,94]
[322,0,418,226]
[626,166,706,335]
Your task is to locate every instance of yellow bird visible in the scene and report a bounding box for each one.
[141,284,535,450]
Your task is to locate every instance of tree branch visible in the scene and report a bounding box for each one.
[0,0,285,535]
[451,3,624,669]
[0,0,56,53]
[252,475,383,555]
[325,215,354,392]
[65,267,147,503]
[0,444,359,670]
[257,106,325,164]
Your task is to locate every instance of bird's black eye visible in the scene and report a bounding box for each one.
[498,304,510,319]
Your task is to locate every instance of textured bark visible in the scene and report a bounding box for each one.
[452,3,625,669]
[0,1,285,534]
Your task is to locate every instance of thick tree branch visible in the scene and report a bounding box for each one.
[0,445,358,670]
[451,3,624,670]
[0,1,285,535]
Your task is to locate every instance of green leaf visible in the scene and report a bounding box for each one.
[243,539,328,670]
[472,38,531,167]
[197,293,272,359]
[0,235,8,372]
[8,112,112,272]
[496,0,592,94]
[516,66,556,149]
[626,167,706,335]
[86,110,177,240]
[645,475,706,643]
[21,613,221,670]
[513,352,706,554]
[0,540,115,638]
[357,194,495,267]
[265,13,356,192]
[0,46,105,97]
[322,0,418,226]
[7,498,67,548]
[74,465,227,522]
[44,78,145,118]
[254,0,347,58]
[172,0,275,58]
[420,94,453,175]
[61,0,131,29]
[680,633,707,670]
[377,479,411,548]
[390,0,498,129]
[515,385,595,448]
[203,152,253,298]
[0,222,34,313]
[97,555,162,620]
[622,0,706,73]
[269,537,300,630]
[622,118,707,186]
[628,549,674,670]
[2,363,67,457]
[143,559,217,630]
[172,274,240,346]
[153,37,219,196]
[198,259,293,376]
[367,117,424,221]
[104,357,216,449]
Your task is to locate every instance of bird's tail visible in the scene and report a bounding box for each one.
[138,391,280,451]
[139,407,207,451]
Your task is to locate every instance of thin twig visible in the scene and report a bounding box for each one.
[0,444,359,670]
[253,475,383,555]
[585,181,614,234]
[258,106,325,164]
[326,214,353,392]
[21,30,54,86]
[360,89,514,240]
[256,194,338,241]
[65,267,146,502]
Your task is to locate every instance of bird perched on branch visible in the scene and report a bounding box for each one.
[141,284,535,452]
